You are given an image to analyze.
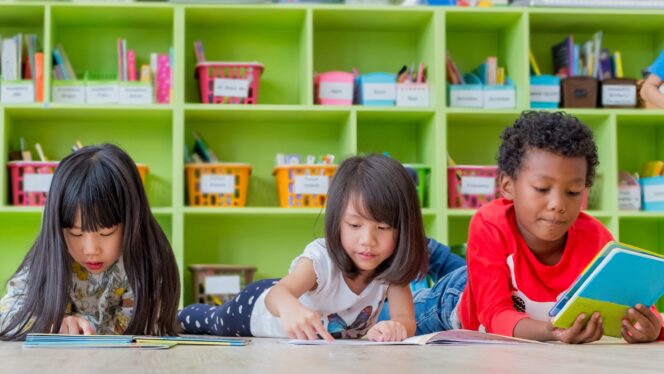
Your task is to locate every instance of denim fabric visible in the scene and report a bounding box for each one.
[413,266,467,335]
[378,238,466,322]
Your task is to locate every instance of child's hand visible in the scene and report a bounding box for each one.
[281,304,334,342]
[59,316,94,335]
[622,304,662,344]
[367,321,407,342]
[547,312,603,344]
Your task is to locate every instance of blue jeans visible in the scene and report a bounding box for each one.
[413,266,467,335]
[378,238,466,323]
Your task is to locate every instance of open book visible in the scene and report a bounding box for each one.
[550,241,664,337]
[24,334,249,349]
[286,329,542,346]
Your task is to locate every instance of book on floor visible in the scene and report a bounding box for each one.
[24,333,249,349]
[549,241,664,337]
[286,329,543,346]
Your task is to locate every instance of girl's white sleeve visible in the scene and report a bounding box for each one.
[288,239,332,296]
[0,267,29,332]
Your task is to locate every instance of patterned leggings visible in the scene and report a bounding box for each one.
[178,278,278,337]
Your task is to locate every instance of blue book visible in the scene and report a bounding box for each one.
[24,333,249,349]
[550,241,664,337]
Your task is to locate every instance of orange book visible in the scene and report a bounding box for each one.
[34,52,43,102]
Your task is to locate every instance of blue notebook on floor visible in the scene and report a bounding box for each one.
[24,334,249,349]
[549,241,664,337]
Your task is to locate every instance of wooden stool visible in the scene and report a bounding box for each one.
[189,264,257,305]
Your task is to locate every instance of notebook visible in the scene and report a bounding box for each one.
[286,329,542,346]
[549,241,664,337]
[24,334,249,349]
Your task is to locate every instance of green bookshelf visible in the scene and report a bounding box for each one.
[2,3,664,308]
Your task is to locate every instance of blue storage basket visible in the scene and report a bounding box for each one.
[356,72,396,106]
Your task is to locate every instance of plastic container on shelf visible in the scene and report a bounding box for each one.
[185,163,252,207]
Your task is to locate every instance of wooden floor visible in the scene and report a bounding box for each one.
[2,337,664,373]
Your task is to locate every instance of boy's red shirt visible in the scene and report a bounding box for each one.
[458,198,664,340]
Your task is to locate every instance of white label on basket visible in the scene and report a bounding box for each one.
[484,89,516,109]
[1,81,34,104]
[200,175,235,194]
[363,83,396,101]
[602,85,636,106]
[204,275,241,295]
[449,90,483,108]
[644,184,664,203]
[119,85,153,105]
[86,83,119,104]
[319,82,353,100]
[214,78,249,98]
[460,176,495,195]
[530,85,560,103]
[23,173,53,193]
[52,85,85,103]
[396,84,429,107]
[294,175,328,195]
[618,187,641,210]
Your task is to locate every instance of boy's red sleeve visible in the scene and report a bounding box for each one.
[649,306,664,341]
[466,214,528,336]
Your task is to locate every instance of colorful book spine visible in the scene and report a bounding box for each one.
[156,54,170,104]
[127,49,136,81]
[34,52,43,102]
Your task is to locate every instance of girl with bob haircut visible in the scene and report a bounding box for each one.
[0,144,180,340]
[178,154,428,341]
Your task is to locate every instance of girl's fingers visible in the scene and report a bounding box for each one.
[312,321,334,342]
[79,318,94,335]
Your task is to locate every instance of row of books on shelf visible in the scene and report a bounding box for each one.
[0,34,44,103]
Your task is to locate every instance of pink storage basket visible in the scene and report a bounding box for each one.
[8,161,59,206]
[447,165,499,209]
[314,71,354,105]
[196,62,264,104]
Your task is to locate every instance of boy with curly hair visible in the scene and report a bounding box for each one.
[414,111,664,343]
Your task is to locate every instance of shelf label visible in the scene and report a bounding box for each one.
[396,84,429,107]
[205,275,241,295]
[319,81,353,101]
[214,78,249,98]
[460,176,495,195]
[644,184,664,203]
[23,173,53,193]
[294,175,329,195]
[362,83,396,102]
[119,84,153,105]
[200,175,236,194]
[449,89,483,108]
[602,85,636,106]
[618,187,641,210]
[86,82,119,104]
[0,81,34,104]
[52,84,85,104]
[530,85,560,103]
[484,88,516,109]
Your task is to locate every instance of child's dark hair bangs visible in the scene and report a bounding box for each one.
[59,159,124,232]
[347,176,400,230]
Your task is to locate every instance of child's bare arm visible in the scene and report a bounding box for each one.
[367,284,415,342]
[640,74,664,108]
[265,259,334,341]
[513,312,603,343]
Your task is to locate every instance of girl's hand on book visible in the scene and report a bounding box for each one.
[281,304,334,342]
[622,304,662,343]
[59,316,94,335]
[367,321,407,342]
[548,312,603,344]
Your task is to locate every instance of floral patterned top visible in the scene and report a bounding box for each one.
[0,259,134,335]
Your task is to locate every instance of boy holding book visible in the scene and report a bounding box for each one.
[415,111,664,343]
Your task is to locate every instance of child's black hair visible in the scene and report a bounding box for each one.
[324,154,428,285]
[497,111,599,187]
[0,144,180,340]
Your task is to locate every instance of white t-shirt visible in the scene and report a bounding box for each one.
[250,239,389,338]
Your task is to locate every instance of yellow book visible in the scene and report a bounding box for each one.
[528,49,541,76]
[614,51,623,79]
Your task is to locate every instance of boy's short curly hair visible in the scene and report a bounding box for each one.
[497,111,599,187]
